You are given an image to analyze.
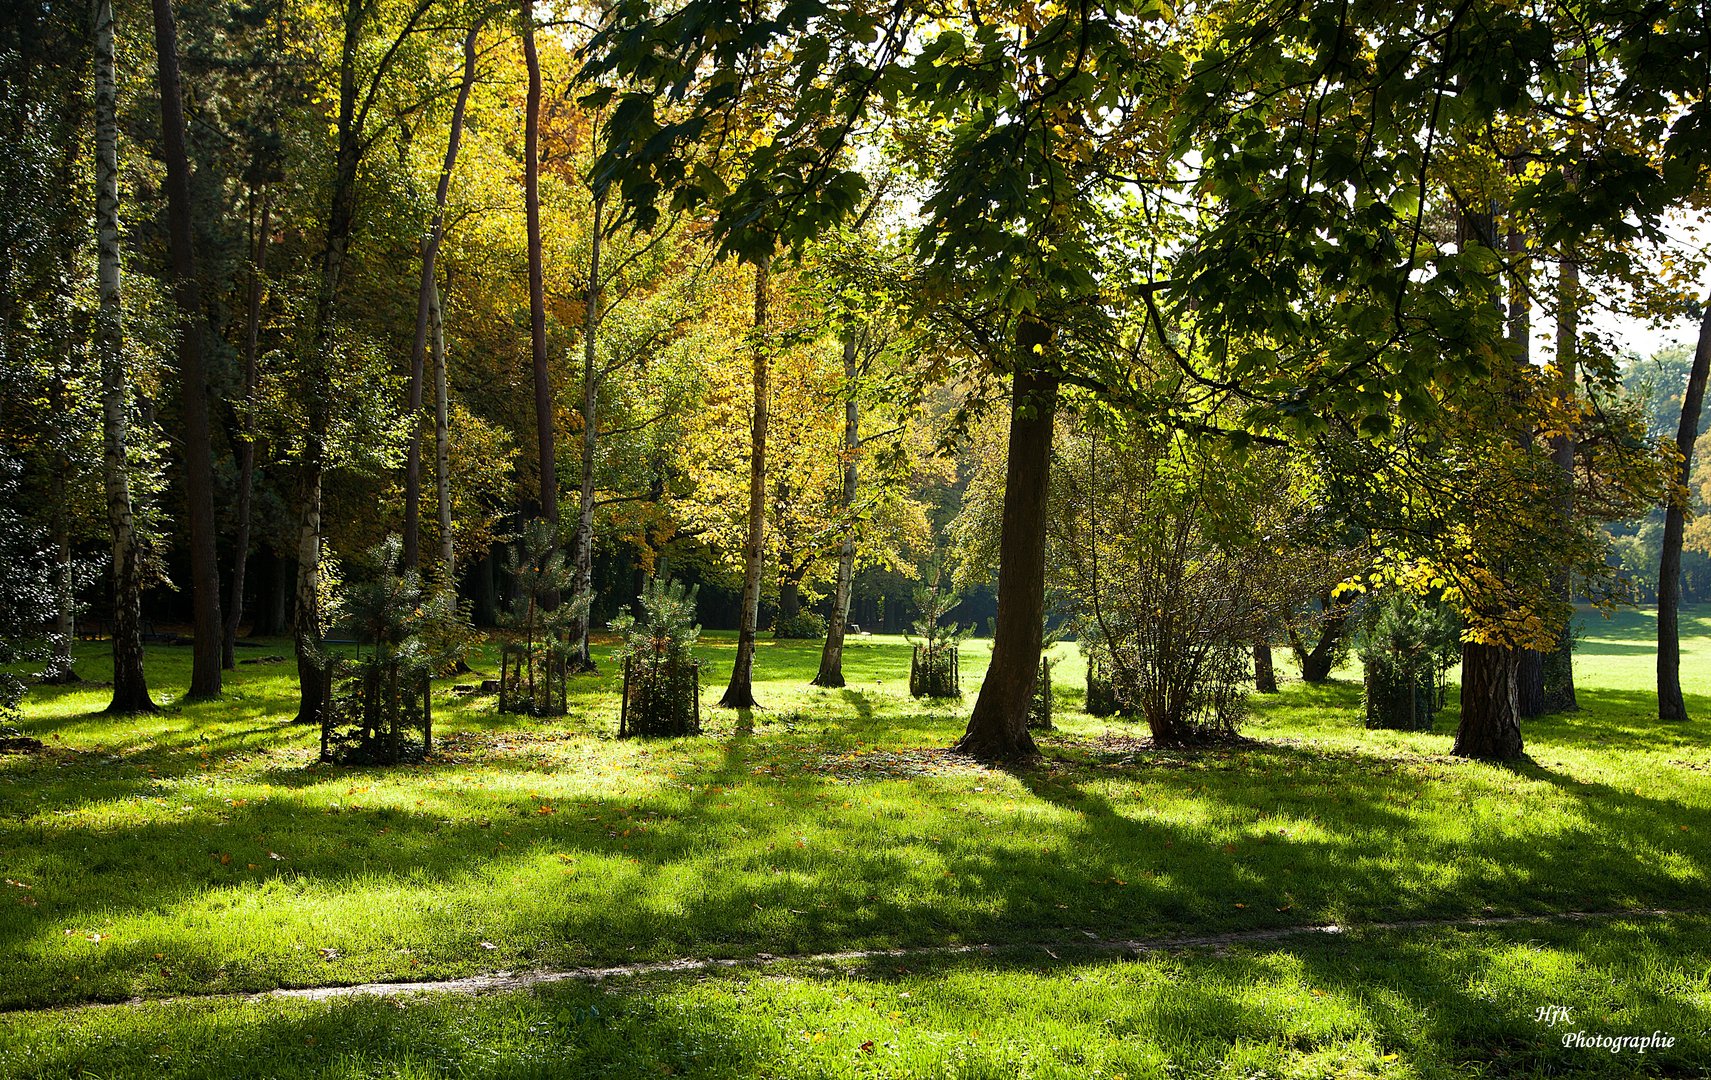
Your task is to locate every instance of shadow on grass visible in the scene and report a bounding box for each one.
[5,722,1709,1010]
[3,916,1708,1080]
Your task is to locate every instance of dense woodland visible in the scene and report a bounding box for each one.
[2,0,1709,763]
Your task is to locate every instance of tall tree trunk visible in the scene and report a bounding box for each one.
[94,0,154,711]
[777,576,800,624]
[1658,299,1711,722]
[294,0,365,726]
[956,322,1056,760]
[432,277,454,582]
[1506,221,1549,719]
[1252,642,1277,693]
[1454,642,1524,760]
[224,184,269,668]
[1543,243,1580,712]
[403,22,477,569]
[1451,200,1524,755]
[522,0,555,528]
[812,338,859,687]
[566,194,604,669]
[719,260,770,709]
[151,0,222,699]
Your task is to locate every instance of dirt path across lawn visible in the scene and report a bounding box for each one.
[6,906,1700,1016]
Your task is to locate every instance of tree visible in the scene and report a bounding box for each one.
[93,0,154,712]
[582,0,1174,756]
[522,0,554,529]
[813,331,860,688]
[403,20,480,570]
[223,164,275,671]
[151,0,222,698]
[956,335,1055,758]
[288,0,436,725]
[719,260,770,709]
[1658,299,1711,722]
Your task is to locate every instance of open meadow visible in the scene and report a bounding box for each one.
[2,608,1709,1079]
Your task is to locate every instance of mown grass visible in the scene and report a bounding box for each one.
[2,608,1709,1077]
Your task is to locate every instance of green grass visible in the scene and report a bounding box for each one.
[3,610,1710,1077]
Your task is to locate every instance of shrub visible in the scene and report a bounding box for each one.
[1049,424,1281,746]
[319,537,471,764]
[772,610,826,639]
[497,520,589,717]
[1355,593,1459,731]
[0,459,52,727]
[614,578,702,738]
[906,572,966,699]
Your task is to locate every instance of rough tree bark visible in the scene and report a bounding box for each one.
[1506,220,1549,719]
[224,183,268,669]
[1290,596,1350,683]
[812,332,860,688]
[151,0,222,699]
[1658,298,1711,722]
[94,0,154,711]
[293,0,370,725]
[1454,642,1524,760]
[955,321,1056,760]
[432,278,454,582]
[1451,201,1524,759]
[403,21,477,569]
[523,0,555,528]
[719,260,770,709]
[1543,241,1580,712]
[566,194,605,669]
[1252,642,1278,693]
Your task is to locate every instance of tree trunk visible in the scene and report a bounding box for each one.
[955,323,1056,760]
[1454,642,1524,760]
[292,470,323,724]
[94,0,153,708]
[294,0,365,727]
[522,0,555,527]
[403,22,477,569]
[719,260,770,709]
[1658,299,1711,722]
[566,194,604,669]
[1295,597,1349,683]
[1507,221,1549,718]
[1516,648,1545,718]
[777,576,801,625]
[1252,642,1277,693]
[151,0,222,699]
[224,184,269,668]
[1543,241,1580,712]
[432,277,454,582]
[813,334,859,688]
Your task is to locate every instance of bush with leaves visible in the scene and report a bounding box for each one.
[1049,420,1284,746]
[614,578,702,737]
[772,610,827,639]
[0,458,54,728]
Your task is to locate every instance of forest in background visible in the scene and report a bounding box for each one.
[2,0,1709,763]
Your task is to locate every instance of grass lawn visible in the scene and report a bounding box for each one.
[2,608,1709,1078]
